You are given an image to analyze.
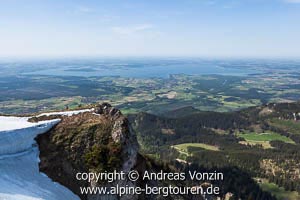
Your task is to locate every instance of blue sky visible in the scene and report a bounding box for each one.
[0,0,300,58]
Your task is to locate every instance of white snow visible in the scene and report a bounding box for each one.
[0,116,80,200]
[0,148,79,200]
[0,116,55,132]
[0,118,60,155]
[37,108,93,117]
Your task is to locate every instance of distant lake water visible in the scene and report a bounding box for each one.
[23,59,257,78]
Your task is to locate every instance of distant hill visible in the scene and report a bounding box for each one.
[161,106,201,118]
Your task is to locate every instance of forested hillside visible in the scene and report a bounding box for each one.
[129,102,300,199]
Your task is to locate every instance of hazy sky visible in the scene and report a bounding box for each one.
[1,0,300,58]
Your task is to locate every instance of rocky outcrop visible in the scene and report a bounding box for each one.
[36,103,139,200]
[35,103,196,200]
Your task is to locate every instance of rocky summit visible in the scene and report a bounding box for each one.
[36,103,140,200]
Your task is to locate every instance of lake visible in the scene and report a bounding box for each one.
[22,58,258,78]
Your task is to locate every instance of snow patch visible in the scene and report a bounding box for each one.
[37,108,93,117]
[0,116,57,132]
[0,148,79,200]
[0,116,79,200]
[0,118,60,155]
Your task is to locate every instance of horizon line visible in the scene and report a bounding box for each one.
[1,55,300,61]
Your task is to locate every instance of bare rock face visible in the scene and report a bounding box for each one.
[36,103,139,200]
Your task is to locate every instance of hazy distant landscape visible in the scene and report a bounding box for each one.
[1,58,300,115]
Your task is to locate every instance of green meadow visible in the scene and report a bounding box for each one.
[238,132,294,143]
[172,143,220,155]
[257,179,300,200]
[237,132,295,149]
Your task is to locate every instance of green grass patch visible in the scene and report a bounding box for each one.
[257,178,300,200]
[269,118,300,135]
[120,108,139,115]
[172,143,219,156]
[237,131,295,149]
[238,132,295,144]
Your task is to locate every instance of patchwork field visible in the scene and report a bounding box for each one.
[2,66,300,115]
